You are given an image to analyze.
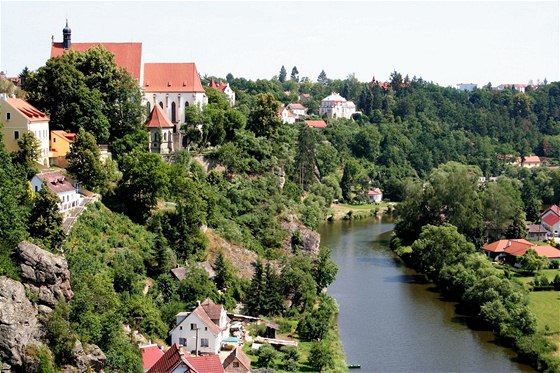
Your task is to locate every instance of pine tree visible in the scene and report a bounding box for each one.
[294,126,318,190]
[317,70,328,84]
[278,65,287,83]
[28,184,65,250]
[246,259,265,316]
[213,251,235,290]
[262,262,284,316]
[290,66,299,82]
[151,219,172,276]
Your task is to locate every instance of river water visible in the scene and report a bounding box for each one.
[319,216,535,373]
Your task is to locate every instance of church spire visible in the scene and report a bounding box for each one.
[62,19,71,50]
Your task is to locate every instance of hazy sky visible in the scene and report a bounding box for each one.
[1,1,559,87]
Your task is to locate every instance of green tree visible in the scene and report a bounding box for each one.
[246,259,265,316]
[290,66,299,82]
[281,345,299,371]
[279,65,287,83]
[317,70,328,84]
[313,246,338,292]
[44,299,77,365]
[66,128,107,192]
[247,93,281,138]
[213,251,235,290]
[308,341,334,372]
[11,131,40,179]
[294,125,318,190]
[517,249,549,273]
[256,343,277,368]
[177,265,218,309]
[28,184,65,250]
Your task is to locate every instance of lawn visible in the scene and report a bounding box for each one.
[528,291,560,333]
[511,269,560,286]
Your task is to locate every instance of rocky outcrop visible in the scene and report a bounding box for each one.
[281,215,321,256]
[0,277,42,369]
[61,341,106,372]
[16,241,74,309]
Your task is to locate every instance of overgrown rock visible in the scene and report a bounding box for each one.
[281,215,320,256]
[16,241,74,307]
[0,277,41,368]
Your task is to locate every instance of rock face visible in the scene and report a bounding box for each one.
[281,215,321,256]
[17,241,74,308]
[0,277,41,368]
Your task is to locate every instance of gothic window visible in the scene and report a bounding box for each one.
[184,101,190,122]
[171,102,177,123]
[146,102,151,116]
[159,102,164,109]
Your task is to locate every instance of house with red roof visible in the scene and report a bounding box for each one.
[482,238,560,263]
[30,171,81,214]
[0,94,50,166]
[147,344,199,373]
[140,344,165,372]
[143,63,208,129]
[319,92,356,119]
[495,83,527,93]
[278,105,295,124]
[286,103,307,120]
[517,155,541,168]
[146,105,175,154]
[50,21,142,81]
[305,120,327,129]
[170,298,230,355]
[209,78,235,106]
[222,347,252,373]
[367,188,383,203]
[541,205,560,236]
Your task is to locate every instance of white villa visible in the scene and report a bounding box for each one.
[170,298,230,355]
[319,92,356,119]
[30,171,81,214]
[210,78,236,106]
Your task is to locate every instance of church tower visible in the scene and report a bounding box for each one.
[62,19,71,50]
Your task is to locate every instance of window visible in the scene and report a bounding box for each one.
[204,327,208,331]
[233,362,240,368]
[159,101,164,109]
[53,137,56,143]
[179,338,187,346]
[190,323,197,330]
[14,131,19,140]
[200,338,209,348]
[6,113,10,120]
[171,102,177,123]
[184,101,189,121]
[179,326,183,330]
[34,185,38,192]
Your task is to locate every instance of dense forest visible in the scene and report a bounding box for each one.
[1,47,560,371]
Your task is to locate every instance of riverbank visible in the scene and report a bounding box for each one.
[328,202,396,220]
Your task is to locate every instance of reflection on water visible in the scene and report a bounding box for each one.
[320,217,534,373]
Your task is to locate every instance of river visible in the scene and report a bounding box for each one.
[319,216,535,373]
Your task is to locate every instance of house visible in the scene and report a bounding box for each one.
[147,344,199,373]
[367,188,383,203]
[286,103,307,120]
[170,298,230,355]
[299,93,311,102]
[304,120,327,129]
[278,105,295,124]
[186,354,224,373]
[495,84,527,93]
[527,224,548,241]
[482,238,560,262]
[319,92,356,119]
[140,344,165,372]
[0,94,50,166]
[456,83,477,92]
[49,130,76,167]
[30,171,81,214]
[50,20,142,81]
[541,205,560,236]
[505,243,560,261]
[143,63,208,129]
[170,266,189,281]
[222,347,252,373]
[210,78,235,106]
[517,155,541,168]
[146,105,175,154]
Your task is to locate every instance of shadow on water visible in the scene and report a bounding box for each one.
[383,274,428,284]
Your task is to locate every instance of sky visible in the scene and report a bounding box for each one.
[1,1,559,87]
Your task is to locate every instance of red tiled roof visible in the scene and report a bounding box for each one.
[5,98,48,122]
[542,205,560,217]
[51,42,142,81]
[222,347,251,371]
[522,156,541,164]
[34,171,76,194]
[482,239,533,253]
[146,105,174,128]
[543,213,560,227]
[506,244,560,258]
[368,188,382,195]
[287,103,305,111]
[209,78,228,93]
[305,120,327,128]
[51,130,76,142]
[141,344,165,371]
[200,298,223,321]
[192,305,221,335]
[147,344,198,373]
[278,106,294,117]
[185,354,224,373]
[143,63,205,93]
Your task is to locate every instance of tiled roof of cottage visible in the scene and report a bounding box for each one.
[146,105,174,128]
[5,98,49,122]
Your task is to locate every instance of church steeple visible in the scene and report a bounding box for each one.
[62,19,71,50]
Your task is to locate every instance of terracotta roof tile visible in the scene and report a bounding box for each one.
[146,105,174,128]
[222,347,251,371]
[505,244,560,258]
[287,103,305,110]
[201,298,223,323]
[147,344,199,373]
[185,354,224,373]
[192,305,221,335]
[482,239,533,253]
[51,42,142,81]
[143,63,205,93]
[305,120,327,128]
[140,344,165,371]
[543,213,560,227]
[34,171,76,194]
[368,188,382,195]
[5,98,48,122]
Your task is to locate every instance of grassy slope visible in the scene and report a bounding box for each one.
[528,291,560,334]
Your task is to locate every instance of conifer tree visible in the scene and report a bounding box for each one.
[278,65,287,83]
[28,184,65,250]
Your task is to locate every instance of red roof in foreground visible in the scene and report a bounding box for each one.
[506,244,560,258]
[185,354,224,373]
[305,120,327,128]
[50,42,142,81]
[5,98,49,122]
[146,105,174,128]
[222,347,251,371]
[140,344,165,371]
[147,344,198,373]
[143,63,205,93]
[482,239,532,253]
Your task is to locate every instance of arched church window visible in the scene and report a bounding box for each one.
[171,102,177,123]
[159,102,164,109]
[147,102,151,116]
[184,101,190,121]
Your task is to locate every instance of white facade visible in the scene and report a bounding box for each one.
[286,103,307,120]
[148,127,174,154]
[456,83,477,92]
[222,85,236,107]
[278,106,296,124]
[30,173,81,214]
[144,92,207,130]
[319,92,356,119]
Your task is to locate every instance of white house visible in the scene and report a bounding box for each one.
[30,171,81,214]
[541,205,560,237]
[518,155,541,168]
[319,92,356,119]
[367,188,383,203]
[146,105,175,154]
[210,78,236,106]
[170,298,230,355]
[456,83,477,92]
[143,63,208,131]
[495,84,527,93]
[0,94,50,166]
[278,105,296,124]
[286,103,307,120]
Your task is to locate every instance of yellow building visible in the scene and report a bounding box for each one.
[49,130,76,167]
[0,94,50,166]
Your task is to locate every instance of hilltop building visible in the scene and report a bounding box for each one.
[145,105,175,154]
[0,94,50,166]
[319,92,356,119]
[209,78,235,106]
